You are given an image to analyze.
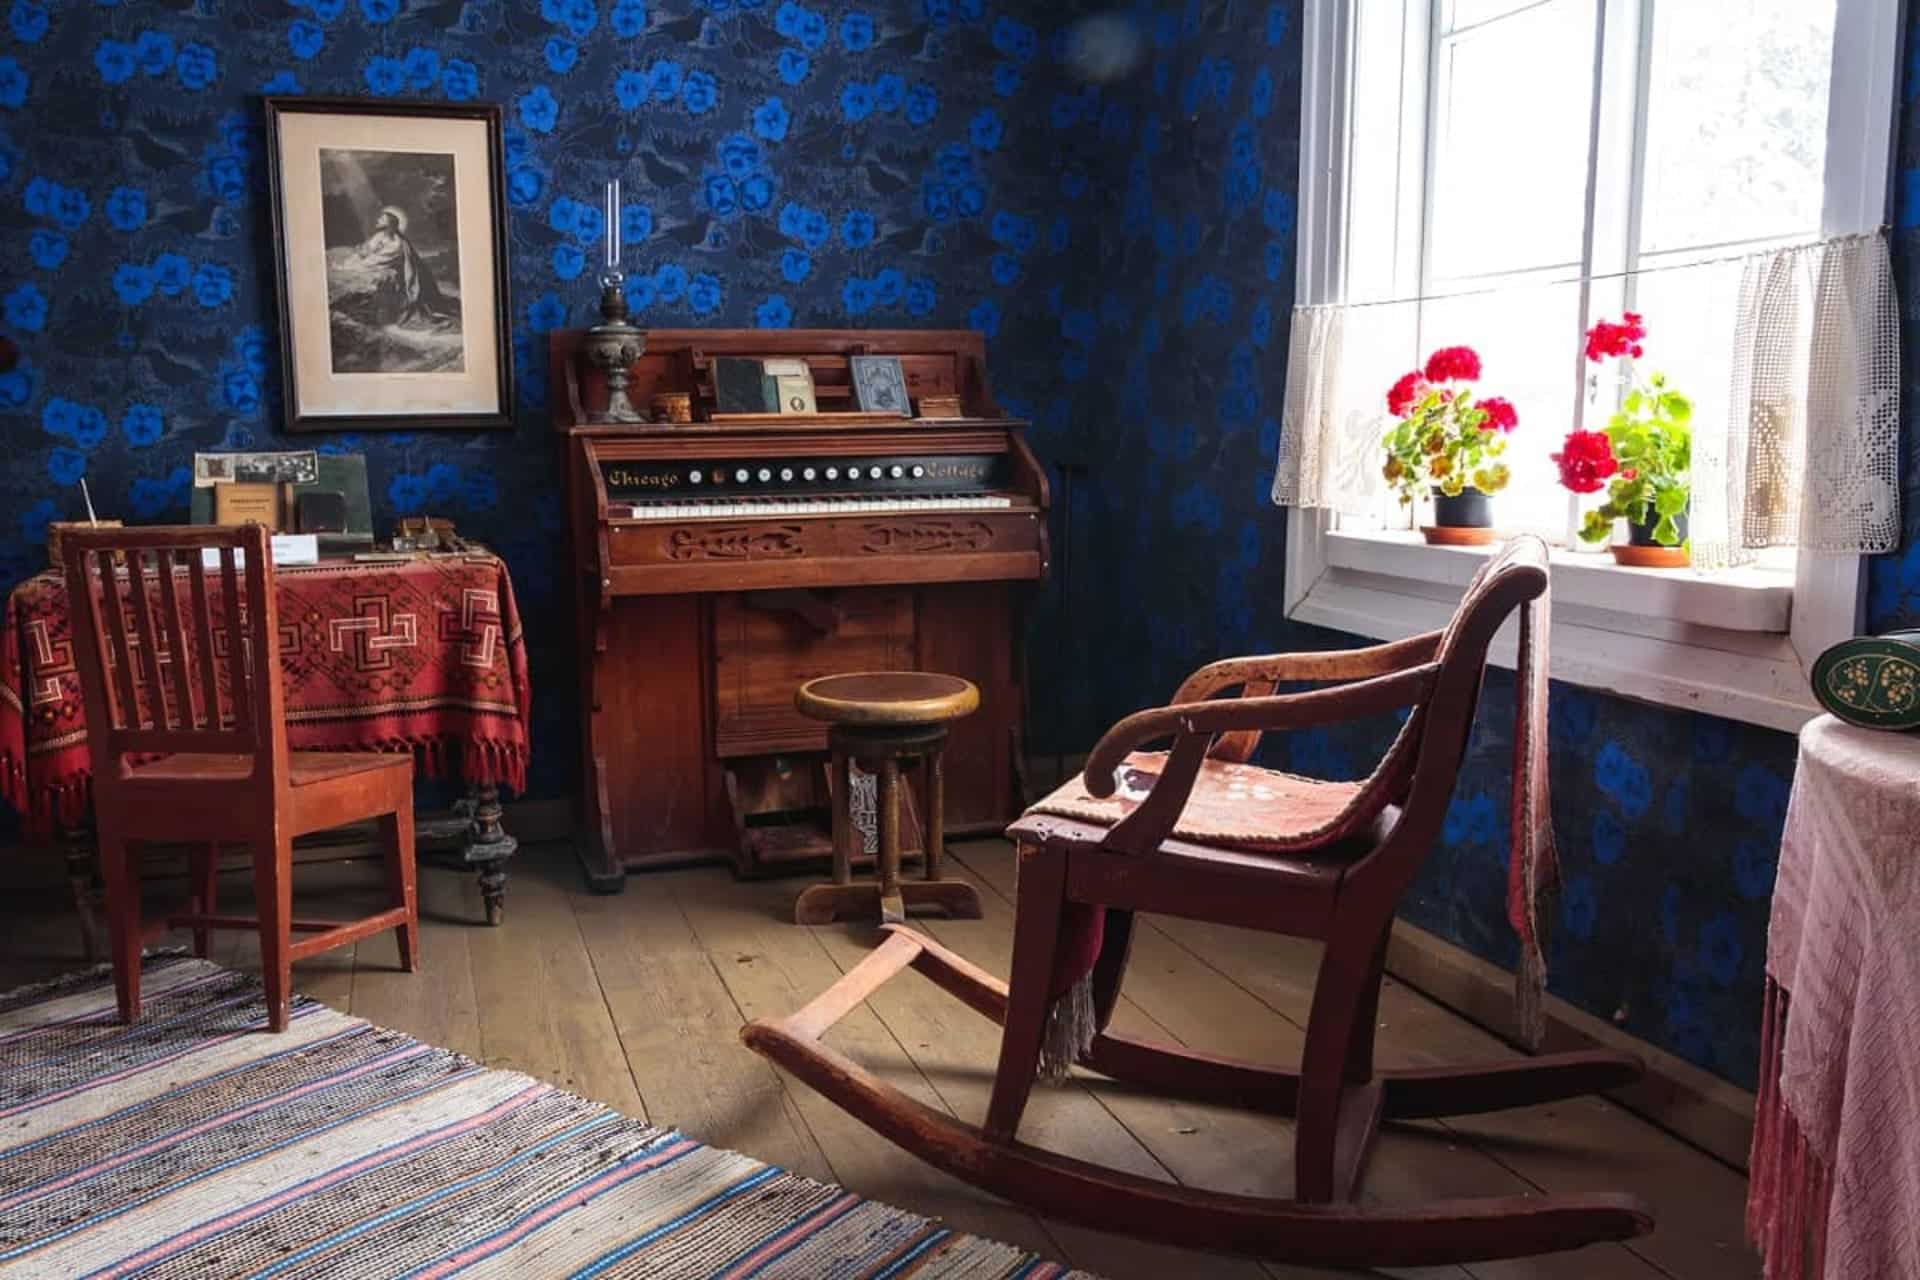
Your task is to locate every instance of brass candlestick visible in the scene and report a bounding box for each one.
[584,272,646,424]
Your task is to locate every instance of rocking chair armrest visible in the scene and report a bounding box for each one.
[1083,662,1441,799]
[1171,631,1445,705]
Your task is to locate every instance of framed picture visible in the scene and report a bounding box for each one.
[265,97,514,432]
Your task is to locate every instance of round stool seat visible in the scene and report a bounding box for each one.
[794,672,979,728]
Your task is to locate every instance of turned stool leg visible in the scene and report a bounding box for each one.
[793,743,865,925]
[830,746,853,888]
[924,744,945,883]
[878,757,905,924]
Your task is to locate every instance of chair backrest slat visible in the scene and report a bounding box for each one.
[187,554,220,730]
[98,552,144,731]
[156,557,198,730]
[126,550,170,730]
[218,546,253,743]
[59,525,285,789]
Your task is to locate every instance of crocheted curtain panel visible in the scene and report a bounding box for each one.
[1270,231,1901,567]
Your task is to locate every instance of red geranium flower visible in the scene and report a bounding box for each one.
[1479,396,1518,433]
[1552,429,1619,493]
[1424,345,1482,383]
[1584,312,1647,363]
[1386,370,1425,418]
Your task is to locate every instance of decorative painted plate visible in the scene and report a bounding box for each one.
[1811,631,1920,731]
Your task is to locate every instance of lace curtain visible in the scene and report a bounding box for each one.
[1271,230,1901,565]
[1696,232,1900,568]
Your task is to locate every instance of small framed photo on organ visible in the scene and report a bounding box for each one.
[849,355,911,416]
[265,96,515,431]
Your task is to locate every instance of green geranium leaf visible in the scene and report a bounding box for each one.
[1653,486,1689,517]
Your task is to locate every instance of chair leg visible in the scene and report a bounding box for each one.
[252,833,294,1033]
[1088,908,1136,1034]
[379,805,418,974]
[984,843,1070,1143]
[97,832,142,1024]
[1295,920,1386,1203]
[189,843,217,959]
[1344,928,1392,1083]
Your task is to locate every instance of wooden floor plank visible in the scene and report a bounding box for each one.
[0,836,1758,1280]
[666,865,1071,1261]
[351,863,482,1059]
[569,860,831,1181]
[464,854,644,1115]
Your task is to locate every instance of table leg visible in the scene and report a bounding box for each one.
[466,784,517,927]
[878,758,904,924]
[417,781,519,926]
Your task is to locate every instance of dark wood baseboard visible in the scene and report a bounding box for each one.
[1385,920,1755,1171]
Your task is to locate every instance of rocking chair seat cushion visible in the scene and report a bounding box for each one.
[1020,750,1388,856]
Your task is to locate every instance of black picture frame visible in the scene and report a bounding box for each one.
[264,96,515,432]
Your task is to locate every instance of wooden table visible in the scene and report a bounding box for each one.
[1,552,532,930]
[1748,715,1920,1280]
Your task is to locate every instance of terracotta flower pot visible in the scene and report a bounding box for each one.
[1611,508,1689,568]
[1423,487,1498,546]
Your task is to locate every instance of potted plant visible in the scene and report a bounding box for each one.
[1380,345,1519,545]
[1552,312,1692,568]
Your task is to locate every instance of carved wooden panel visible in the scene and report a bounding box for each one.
[667,524,805,562]
[860,520,994,554]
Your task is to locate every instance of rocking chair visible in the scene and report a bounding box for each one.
[742,537,1654,1268]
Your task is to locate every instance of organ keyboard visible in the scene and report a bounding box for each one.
[552,328,1048,888]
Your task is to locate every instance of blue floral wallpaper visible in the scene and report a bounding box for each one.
[0,0,1144,804]
[1,0,1915,1093]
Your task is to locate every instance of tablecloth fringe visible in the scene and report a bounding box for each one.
[1748,977,1831,1280]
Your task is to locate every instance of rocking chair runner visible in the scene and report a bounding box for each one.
[742,537,1655,1268]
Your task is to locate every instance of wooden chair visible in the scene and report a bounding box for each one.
[60,525,418,1032]
[744,537,1656,1268]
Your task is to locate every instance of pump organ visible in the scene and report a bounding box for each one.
[551,328,1048,888]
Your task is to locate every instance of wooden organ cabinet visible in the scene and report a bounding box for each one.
[551,329,1049,889]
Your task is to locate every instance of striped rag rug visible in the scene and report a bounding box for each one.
[0,955,1091,1279]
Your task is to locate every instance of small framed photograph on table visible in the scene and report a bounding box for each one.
[265,96,515,432]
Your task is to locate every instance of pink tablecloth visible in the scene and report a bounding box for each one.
[1748,716,1920,1280]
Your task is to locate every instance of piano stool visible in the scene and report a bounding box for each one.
[791,672,985,925]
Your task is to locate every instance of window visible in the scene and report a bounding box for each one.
[1341,0,1841,540]
[1287,0,1899,730]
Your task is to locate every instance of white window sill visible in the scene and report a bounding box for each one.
[1285,511,1864,734]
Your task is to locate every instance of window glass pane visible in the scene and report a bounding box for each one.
[1420,281,1584,538]
[1639,0,1837,256]
[1347,0,1419,300]
[1428,0,1596,284]
[1446,0,1555,33]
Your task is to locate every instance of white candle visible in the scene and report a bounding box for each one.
[605,179,619,269]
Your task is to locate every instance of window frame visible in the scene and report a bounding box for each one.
[1285,0,1901,733]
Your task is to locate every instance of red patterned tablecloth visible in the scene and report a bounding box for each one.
[0,553,532,836]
